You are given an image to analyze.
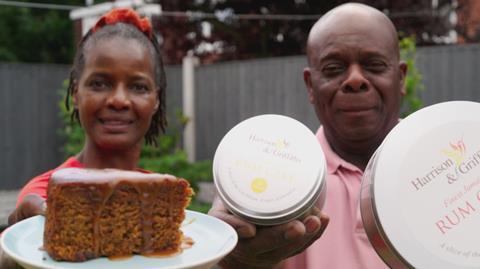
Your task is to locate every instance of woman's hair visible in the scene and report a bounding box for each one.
[65,8,167,146]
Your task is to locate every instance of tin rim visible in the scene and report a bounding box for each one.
[214,163,326,225]
[360,147,415,269]
[212,114,327,226]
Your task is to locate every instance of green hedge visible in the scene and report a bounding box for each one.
[400,36,424,116]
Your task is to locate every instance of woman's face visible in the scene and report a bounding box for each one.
[74,37,159,150]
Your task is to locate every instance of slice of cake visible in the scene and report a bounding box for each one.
[43,168,193,262]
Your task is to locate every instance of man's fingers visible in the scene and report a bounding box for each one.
[253,211,325,252]
[212,210,256,238]
[209,196,331,268]
[318,213,330,235]
[256,214,329,260]
[240,219,306,255]
[209,196,256,238]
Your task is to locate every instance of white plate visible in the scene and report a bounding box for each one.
[1,210,237,269]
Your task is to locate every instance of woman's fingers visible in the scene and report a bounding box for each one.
[8,194,46,226]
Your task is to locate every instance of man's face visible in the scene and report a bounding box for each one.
[304,16,406,149]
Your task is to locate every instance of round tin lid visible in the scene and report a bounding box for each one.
[371,101,480,268]
[213,114,326,224]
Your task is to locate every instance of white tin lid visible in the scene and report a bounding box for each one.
[213,114,326,225]
[364,101,480,268]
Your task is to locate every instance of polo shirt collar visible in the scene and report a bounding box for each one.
[316,126,362,174]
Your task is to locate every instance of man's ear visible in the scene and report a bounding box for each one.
[399,61,408,96]
[303,67,315,104]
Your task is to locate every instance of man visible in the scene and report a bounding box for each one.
[209,3,406,268]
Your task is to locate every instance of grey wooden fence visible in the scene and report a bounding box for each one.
[2,44,480,190]
[194,56,317,161]
[1,63,69,191]
[416,45,480,105]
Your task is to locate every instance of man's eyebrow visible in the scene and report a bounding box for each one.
[361,50,389,59]
[319,51,343,60]
[315,51,346,64]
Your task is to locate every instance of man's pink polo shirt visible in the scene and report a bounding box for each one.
[282,127,388,269]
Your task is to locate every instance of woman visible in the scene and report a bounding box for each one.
[8,8,167,230]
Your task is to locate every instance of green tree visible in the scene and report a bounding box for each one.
[400,36,424,116]
[0,0,83,63]
[156,0,456,64]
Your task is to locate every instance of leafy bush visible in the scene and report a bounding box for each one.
[58,81,213,213]
[400,36,425,116]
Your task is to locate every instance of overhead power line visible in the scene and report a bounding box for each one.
[160,10,321,21]
[0,0,446,20]
[0,0,81,10]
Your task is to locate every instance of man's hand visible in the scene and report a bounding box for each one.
[208,196,329,269]
[8,194,46,226]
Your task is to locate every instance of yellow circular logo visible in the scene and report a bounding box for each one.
[251,178,268,193]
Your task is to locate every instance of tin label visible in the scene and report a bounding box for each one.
[394,122,480,266]
[214,115,324,214]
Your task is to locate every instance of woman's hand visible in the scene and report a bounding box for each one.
[0,247,22,269]
[208,196,329,269]
[8,194,46,226]
[2,194,45,268]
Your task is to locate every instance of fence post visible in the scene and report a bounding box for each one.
[182,52,199,163]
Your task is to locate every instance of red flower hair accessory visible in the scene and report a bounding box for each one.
[92,8,153,39]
